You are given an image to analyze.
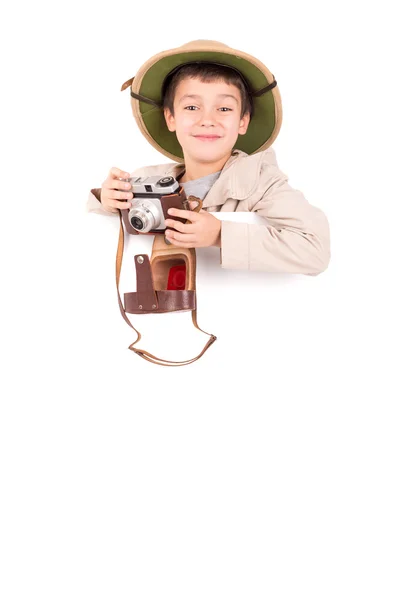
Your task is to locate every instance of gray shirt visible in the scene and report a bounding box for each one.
[179,170,222,201]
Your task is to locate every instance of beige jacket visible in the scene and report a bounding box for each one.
[86,147,331,275]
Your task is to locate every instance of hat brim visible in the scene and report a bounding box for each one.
[130,45,282,162]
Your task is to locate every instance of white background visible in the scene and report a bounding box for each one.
[1,1,399,598]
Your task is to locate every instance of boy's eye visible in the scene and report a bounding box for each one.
[183,106,233,112]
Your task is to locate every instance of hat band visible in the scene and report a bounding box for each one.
[129,87,160,107]
[128,63,277,108]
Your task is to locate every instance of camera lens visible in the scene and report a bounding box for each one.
[128,201,159,232]
[131,217,144,230]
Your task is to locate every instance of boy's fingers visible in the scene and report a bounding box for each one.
[164,219,195,233]
[104,179,132,192]
[166,229,196,243]
[110,190,133,200]
[110,167,131,179]
[112,200,132,210]
[168,208,201,221]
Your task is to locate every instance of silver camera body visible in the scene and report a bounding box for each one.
[121,175,182,233]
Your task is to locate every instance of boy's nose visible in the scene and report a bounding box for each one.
[197,109,217,126]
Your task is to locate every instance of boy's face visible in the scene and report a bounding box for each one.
[164,77,250,165]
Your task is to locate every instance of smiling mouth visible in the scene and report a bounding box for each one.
[194,135,221,141]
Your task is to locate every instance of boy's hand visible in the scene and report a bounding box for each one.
[164,200,221,248]
[100,167,133,214]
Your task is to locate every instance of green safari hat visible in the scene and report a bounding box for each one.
[120,39,282,162]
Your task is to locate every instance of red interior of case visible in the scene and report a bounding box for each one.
[167,265,186,290]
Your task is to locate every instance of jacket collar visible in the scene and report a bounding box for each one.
[164,149,251,208]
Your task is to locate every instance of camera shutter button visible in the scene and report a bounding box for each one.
[157,176,174,187]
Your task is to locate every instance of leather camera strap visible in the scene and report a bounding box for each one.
[115,209,217,366]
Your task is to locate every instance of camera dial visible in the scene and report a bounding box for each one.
[157,176,174,187]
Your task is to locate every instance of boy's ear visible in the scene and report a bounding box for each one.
[164,107,176,132]
[238,112,251,136]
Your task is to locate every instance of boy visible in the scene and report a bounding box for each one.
[87,40,330,275]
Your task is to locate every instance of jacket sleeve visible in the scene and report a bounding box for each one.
[220,157,331,276]
[86,188,119,216]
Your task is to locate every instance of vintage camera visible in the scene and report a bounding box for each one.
[120,175,189,234]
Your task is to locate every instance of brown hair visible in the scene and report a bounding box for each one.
[162,62,253,120]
